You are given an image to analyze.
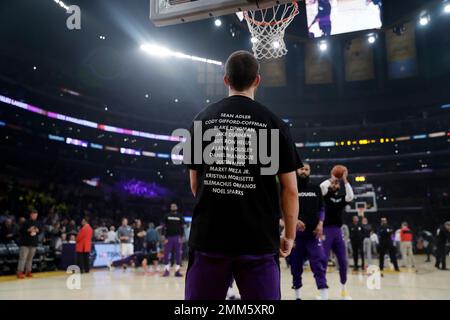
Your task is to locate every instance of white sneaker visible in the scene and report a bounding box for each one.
[315,289,329,300]
[341,290,353,300]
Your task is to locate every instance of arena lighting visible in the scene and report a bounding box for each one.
[368,34,376,44]
[140,44,223,66]
[251,37,259,44]
[0,94,183,142]
[319,41,328,52]
[53,0,69,11]
[214,18,222,27]
[444,3,450,13]
[429,131,446,138]
[66,137,88,148]
[273,41,281,49]
[419,14,430,26]
[48,134,65,142]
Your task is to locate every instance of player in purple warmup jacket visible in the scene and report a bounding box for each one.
[320,167,354,300]
[291,163,329,300]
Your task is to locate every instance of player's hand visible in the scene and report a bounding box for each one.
[314,222,323,239]
[330,174,339,182]
[279,237,294,258]
[164,239,169,245]
[342,168,349,183]
[296,220,306,232]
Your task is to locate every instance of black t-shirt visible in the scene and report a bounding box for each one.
[187,95,301,255]
[133,226,146,251]
[20,219,40,247]
[362,224,372,238]
[298,181,323,233]
[323,193,348,227]
[378,224,395,245]
[163,213,185,237]
[436,226,449,245]
[349,223,364,242]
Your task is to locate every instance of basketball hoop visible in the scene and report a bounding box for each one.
[244,1,299,60]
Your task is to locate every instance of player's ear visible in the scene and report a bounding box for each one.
[253,74,261,88]
[223,75,230,87]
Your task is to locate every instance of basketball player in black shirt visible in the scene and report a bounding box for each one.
[185,51,300,300]
[320,168,354,299]
[291,163,329,300]
[162,203,185,277]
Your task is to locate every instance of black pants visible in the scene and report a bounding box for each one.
[351,240,364,270]
[378,243,399,271]
[435,245,447,269]
[76,252,90,273]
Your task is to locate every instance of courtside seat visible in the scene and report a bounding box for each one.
[34,245,46,271]
[0,244,8,274]
[43,245,56,271]
[6,243,19,271]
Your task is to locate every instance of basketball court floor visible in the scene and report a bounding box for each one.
[1,258,449,300]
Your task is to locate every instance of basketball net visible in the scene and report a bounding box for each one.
[244,1,299,60]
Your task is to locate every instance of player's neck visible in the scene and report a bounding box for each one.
[228,89,255,100]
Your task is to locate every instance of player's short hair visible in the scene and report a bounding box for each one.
[225,51,260,91]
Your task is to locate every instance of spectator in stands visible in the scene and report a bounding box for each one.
[66,219,77,235]
[17,210,40,279]
[69,234,76,243]
[94,222,108,242]
[106,226,118,243]
[435,221,450,270]
[76,218,93,273]
[400,222,415,268]
[133,219,146,252]
[0,217,19,244]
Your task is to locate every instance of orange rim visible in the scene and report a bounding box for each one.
[244,1,299,27]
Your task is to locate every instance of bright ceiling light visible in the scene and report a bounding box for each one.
[140,44,222,66]
[444,3,450,13]
[419,15,430,26]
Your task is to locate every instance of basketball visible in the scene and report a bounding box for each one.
[331,165,347,179]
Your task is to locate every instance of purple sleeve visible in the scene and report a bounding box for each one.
[319,208,325,222]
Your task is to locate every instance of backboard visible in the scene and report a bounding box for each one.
[150,0,295,26]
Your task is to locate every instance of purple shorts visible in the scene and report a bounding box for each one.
[185,250,280,300]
